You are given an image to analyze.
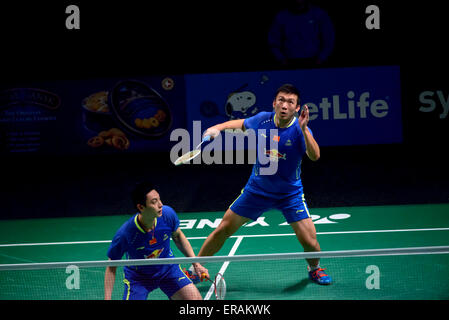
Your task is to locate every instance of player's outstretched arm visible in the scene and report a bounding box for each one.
[172,228,209,279]
[104,260,117,300]
[203,119,245,139]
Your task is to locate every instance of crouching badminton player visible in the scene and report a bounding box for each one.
[104,182,208,300]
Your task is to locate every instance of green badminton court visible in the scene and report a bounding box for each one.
[0,203,448,300]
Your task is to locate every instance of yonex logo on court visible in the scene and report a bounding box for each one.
[179,213,351,230]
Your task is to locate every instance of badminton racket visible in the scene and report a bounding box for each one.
[174,135,211,166]
[203,272,226,300]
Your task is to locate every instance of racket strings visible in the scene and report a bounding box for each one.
[214,273,226,300]
[173,135,211,166]
[174,149,201,165]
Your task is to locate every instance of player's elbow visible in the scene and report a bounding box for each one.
[307,151,320,161]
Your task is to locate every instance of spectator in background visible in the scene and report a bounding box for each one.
[268,0,335,69]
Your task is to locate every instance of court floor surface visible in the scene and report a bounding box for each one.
[0,203,448,300]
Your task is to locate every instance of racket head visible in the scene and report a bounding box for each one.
[174,149,201,166]
[214,272,226,300]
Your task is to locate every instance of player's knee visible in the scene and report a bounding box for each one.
[184,289,202,300]
[189,285,202,300]
[303,237,320,251]
[296,231,318,250]
[171,284,202,300]
[192,290,203,300]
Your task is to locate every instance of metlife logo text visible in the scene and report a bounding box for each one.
[305,91,389,121]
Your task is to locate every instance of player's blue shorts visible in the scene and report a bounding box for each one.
[229,189,311,224]
[122,264,192,300]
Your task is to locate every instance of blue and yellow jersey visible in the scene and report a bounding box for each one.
[107,205,180,278]
[243,111,312,198]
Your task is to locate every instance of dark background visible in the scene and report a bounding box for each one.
[1,0,448,219]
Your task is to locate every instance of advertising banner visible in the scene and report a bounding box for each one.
[1,66,402,156]
[0,76,186,155]
[184,66,402,147]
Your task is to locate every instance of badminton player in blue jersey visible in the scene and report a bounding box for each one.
[198,83,331,285]
[104,182,208,300]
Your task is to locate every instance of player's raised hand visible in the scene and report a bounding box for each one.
[203,127,220,140]
[298,104,309,131]
[193,263,210,282]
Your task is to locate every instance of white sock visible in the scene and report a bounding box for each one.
[308,265,320,272]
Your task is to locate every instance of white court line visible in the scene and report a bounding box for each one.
[0,240,112,247]
[1,228,449,247]
[1,227,449,247]
[204,236,244,300]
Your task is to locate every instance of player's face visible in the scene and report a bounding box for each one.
[273,92,300,122]
[143,190,163,217]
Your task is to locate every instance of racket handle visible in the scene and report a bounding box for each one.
[203,135,211,142]
[195,135,212,150]
[201,272,209,282]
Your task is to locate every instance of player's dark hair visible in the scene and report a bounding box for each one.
[131,182,156,208]
[275,84,300,104]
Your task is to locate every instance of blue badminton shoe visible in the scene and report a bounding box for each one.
[308,267,332,285]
